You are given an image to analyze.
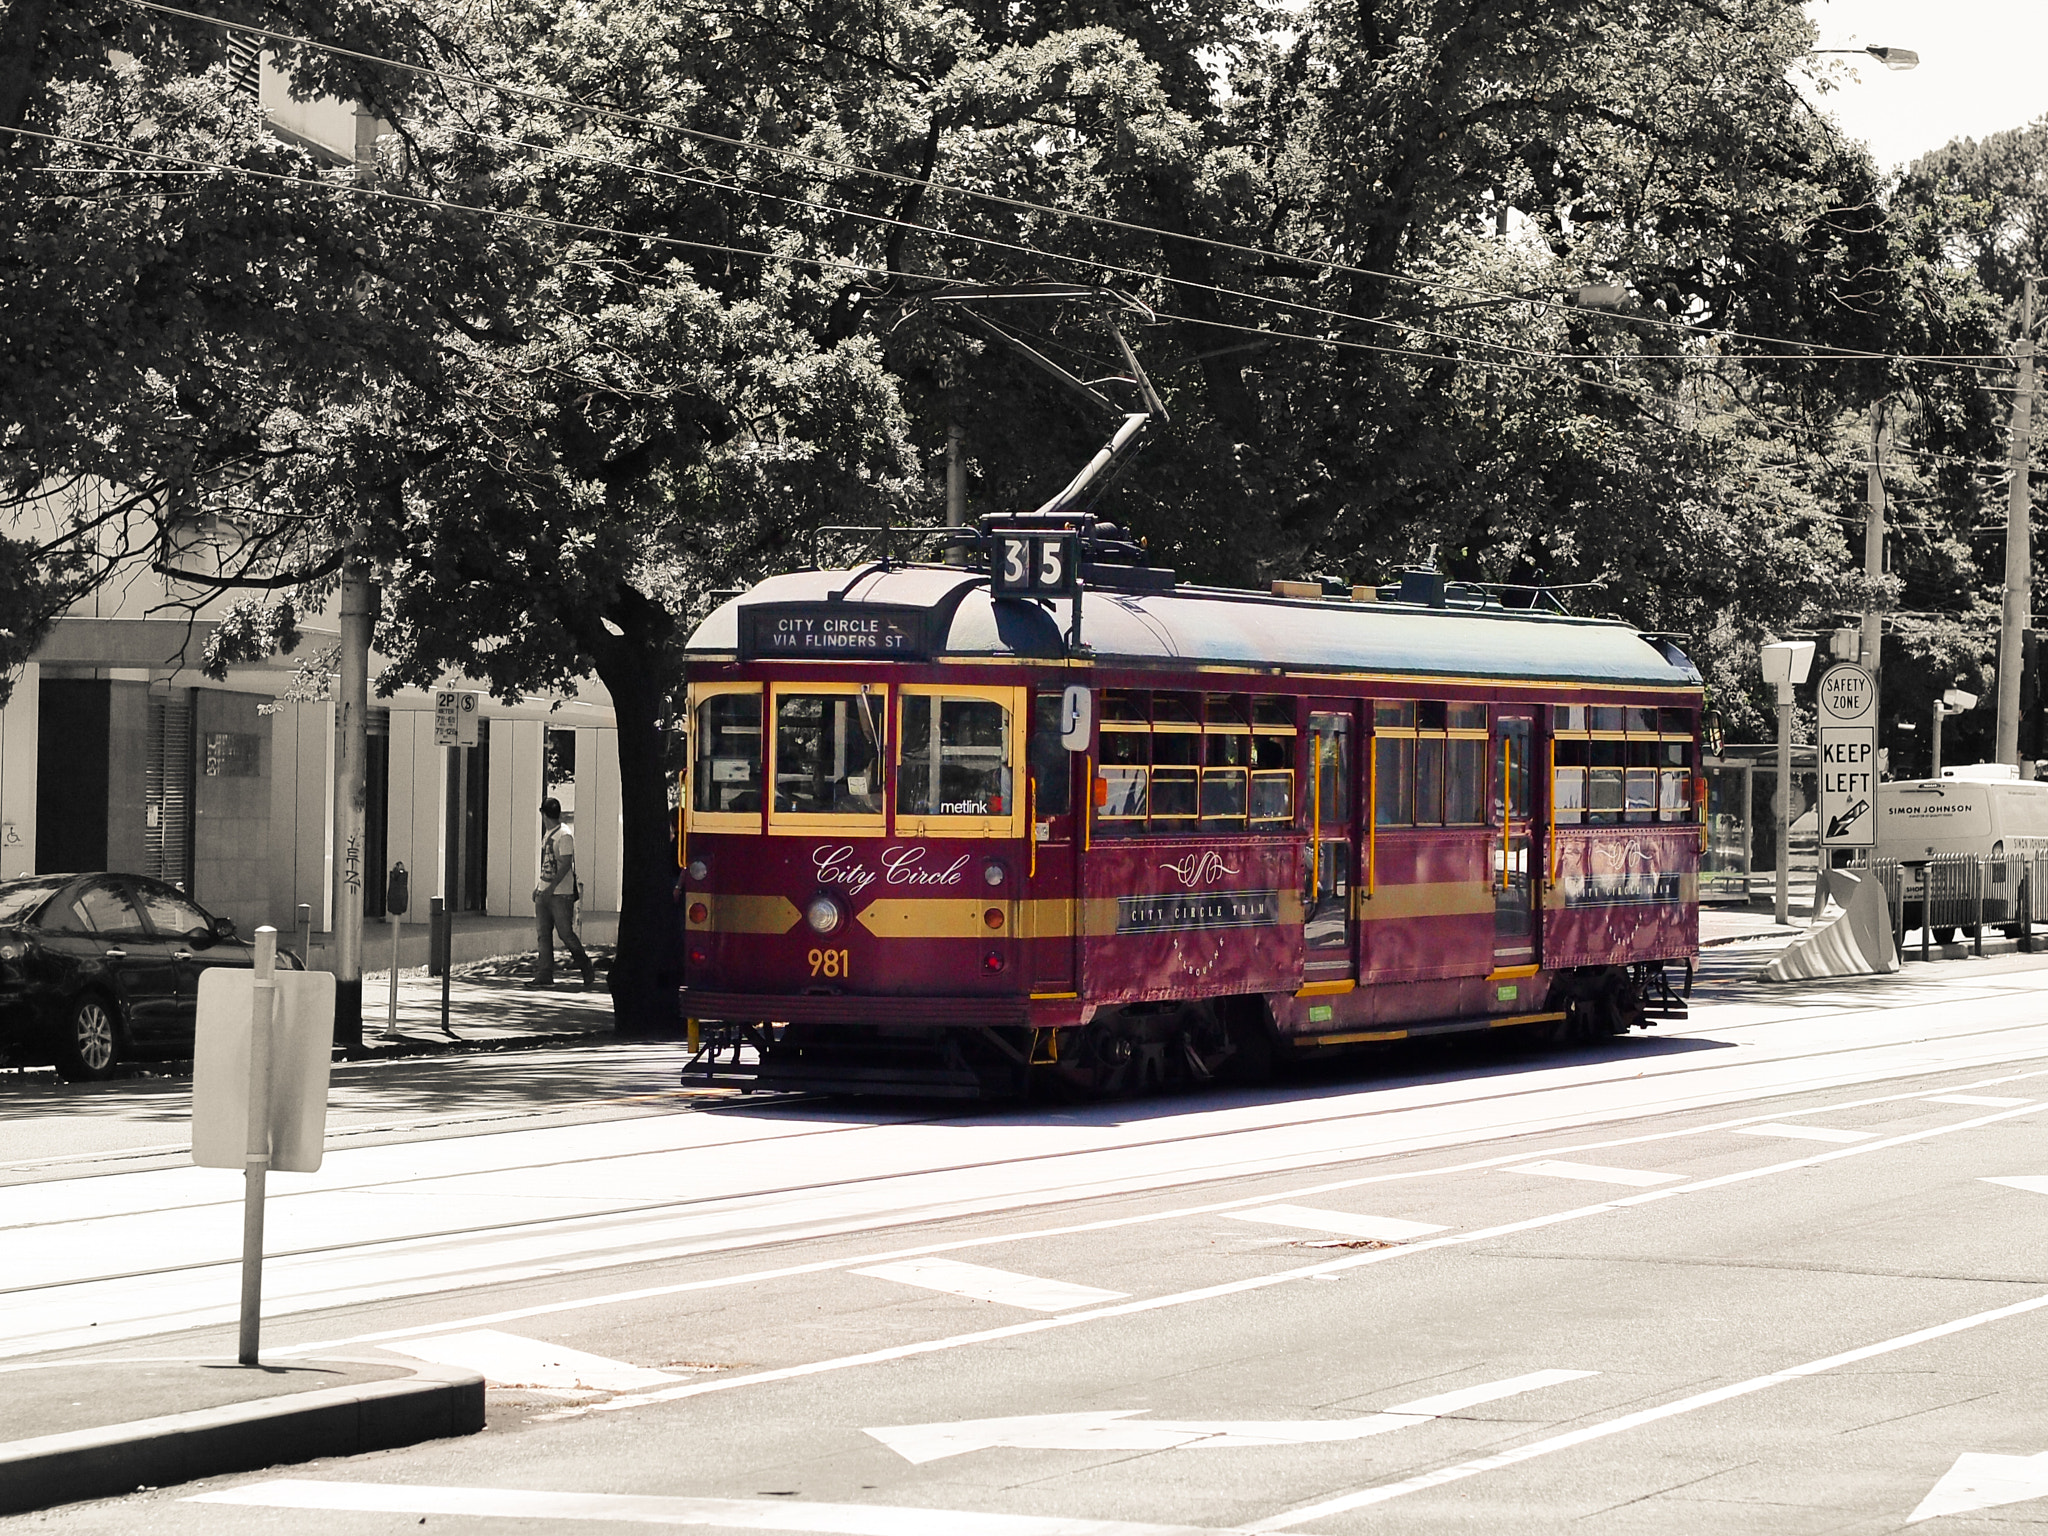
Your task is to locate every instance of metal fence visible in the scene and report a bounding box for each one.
[1837,840,2048,958]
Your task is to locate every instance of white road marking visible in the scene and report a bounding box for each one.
[532,1101,2048,1423]
[1733,1123,1876,1144]
[186,1479,1240,1535]
[1909,1449,2048,1522]
[1242,1290,2048,1530]
[376,1328,679,1393]
[1929,1094,2035,1107]
[864,1368,1597,1466]
[865,1369,1595,1462]
[1505,1160,1684,1187]
[1221,1205,1447,1242]
[1983,1176,2048,1195]
[854,1258,1127,1312]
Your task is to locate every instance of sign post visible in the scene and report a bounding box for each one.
[433,689,480,748]
[192,933,337,1365]
[1817,662,1878,857]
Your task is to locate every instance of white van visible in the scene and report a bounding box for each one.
[1869,765,2048,935]
[1873,765,2048,860]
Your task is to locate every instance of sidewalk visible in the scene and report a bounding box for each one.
[0,1357,483,1515]
[345,948,621,1059]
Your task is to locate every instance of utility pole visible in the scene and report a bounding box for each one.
[1861,398,1887,697]
[331,537,372,1052]
[1997,273,2036,771]
[945,421,966,566]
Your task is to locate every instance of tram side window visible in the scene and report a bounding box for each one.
[695,692,763,814]
[1028,695,1072,817]
[1374,701,1415,827]
[1659,710,1696,822]
[1250,696,1295,825]
[1447,703,1487,825]
[899,695,1011,816]
[1151,692,1201,829]
[1202,695,1249,828]
[1558,702,1696,825]
[775,693,883,816]
[1553,737,1588,825]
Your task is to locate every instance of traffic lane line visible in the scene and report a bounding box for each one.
[1241,1289,2048,1530]
[257,1066,2048,1363]
[188,1478,1250,1535]
[524,1100,2048,1421]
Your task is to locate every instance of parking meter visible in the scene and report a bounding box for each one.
[387,862,410,917]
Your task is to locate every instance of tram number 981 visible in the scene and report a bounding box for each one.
[991,531,1078,597]
[808,948,850,979]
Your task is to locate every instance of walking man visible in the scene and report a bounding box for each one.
[528,797,596,990]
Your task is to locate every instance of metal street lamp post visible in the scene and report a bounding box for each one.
[1933,688,1981,780]
[1761,640,1817,925]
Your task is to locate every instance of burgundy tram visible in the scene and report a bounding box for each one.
[677,536,1702,1098]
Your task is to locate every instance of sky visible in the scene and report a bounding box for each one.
[1803,1,2048,172]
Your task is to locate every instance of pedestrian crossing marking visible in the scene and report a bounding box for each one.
[1506,1160,1683,1187]
[854,1258,1127,1312]
[1735,1123,1876,1144]
[379,1328,679,1394]
[1223,1205,1449,1242]
[1929,1095,2035,1107]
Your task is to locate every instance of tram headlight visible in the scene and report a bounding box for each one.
[687,859,708,881]
[805,895,844,936]
[982,860,1006,888]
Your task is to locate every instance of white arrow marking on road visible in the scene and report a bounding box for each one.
[1909,1450,2048,1522]
[864,1368,1595,1464]
[1984,1176,2048,1195]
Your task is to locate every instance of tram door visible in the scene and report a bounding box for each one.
[1304,703,1358,984]
[1025,692,1081,997]
[1492,709,1538,970]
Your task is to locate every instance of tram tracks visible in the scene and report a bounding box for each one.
[11,1005,2048,1309]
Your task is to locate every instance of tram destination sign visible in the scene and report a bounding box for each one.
[739,603,933,662]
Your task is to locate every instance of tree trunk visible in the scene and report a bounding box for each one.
[587,624,683,1038]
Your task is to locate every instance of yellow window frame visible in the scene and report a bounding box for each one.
[766,679,890,838]
[687,681,767,836]
[895,683,1026,840]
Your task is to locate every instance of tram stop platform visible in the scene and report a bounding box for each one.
[0,1356,483,1515]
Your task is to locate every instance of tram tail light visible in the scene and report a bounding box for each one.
[688,902,708,924]
[984,907,1005,930]
[983,951,1005,972]
[1093,776,1108,807]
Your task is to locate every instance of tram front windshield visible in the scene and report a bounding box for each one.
[899,695,1010,816]
[775,693,883,815]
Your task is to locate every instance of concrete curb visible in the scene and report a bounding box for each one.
[0,1359,483,1516]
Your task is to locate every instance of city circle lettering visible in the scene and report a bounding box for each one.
[768,614,914,653]
[812,844,970,899]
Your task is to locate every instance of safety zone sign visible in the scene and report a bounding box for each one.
[1816,662,1876,847]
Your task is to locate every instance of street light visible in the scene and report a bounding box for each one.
[1761,640,1817,925]
[1933,688,1980,779]
[1811,45,1920,71]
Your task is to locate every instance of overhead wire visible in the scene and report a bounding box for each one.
[106,0,2037,375]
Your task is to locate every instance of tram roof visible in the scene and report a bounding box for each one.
[686,566,1702,690]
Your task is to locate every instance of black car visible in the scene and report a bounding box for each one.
[0,873,281,1081]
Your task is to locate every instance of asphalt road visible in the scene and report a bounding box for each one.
[6,943,2048,1533]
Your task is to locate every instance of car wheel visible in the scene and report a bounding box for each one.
[54,994,124,1083]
